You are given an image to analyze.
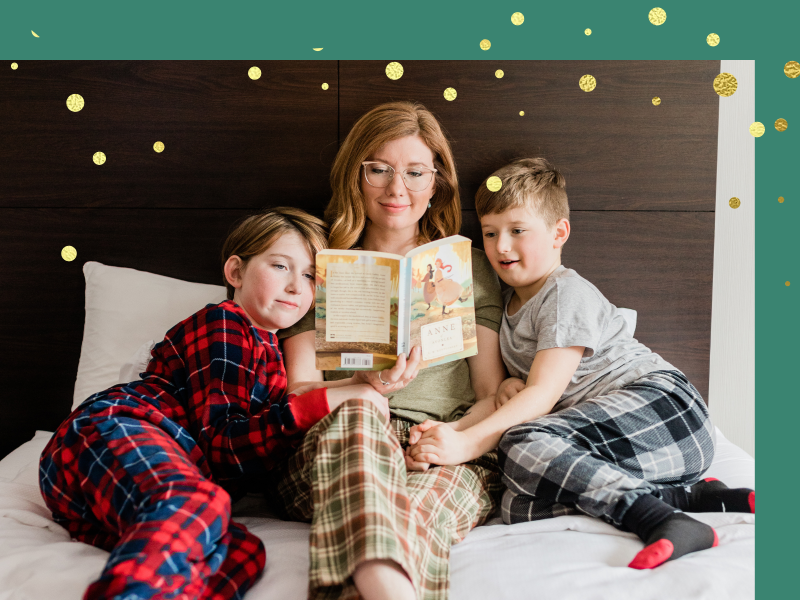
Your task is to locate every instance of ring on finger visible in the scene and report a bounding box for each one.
[377,371,389,385]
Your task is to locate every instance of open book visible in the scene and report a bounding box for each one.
[314,235,477,371]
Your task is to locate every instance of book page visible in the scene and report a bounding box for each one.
[325,262,391,344]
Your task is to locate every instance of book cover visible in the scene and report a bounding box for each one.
[314,235,477,370]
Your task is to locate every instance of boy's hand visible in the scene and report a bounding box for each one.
[496,377,526,408]
[408,419,446,445]
[353,346,422,394]
[407,424,478,466]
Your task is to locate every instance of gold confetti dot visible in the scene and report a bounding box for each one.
[11,62,18,70]
[784,61,800,78]
[729,197,741,209]
[153,141,165,153]
[775,118,788,132]
[248,66,261,81]
[786,281,791,286]
[321,83,329,90]
[749,122,765,137]
[443,87,457,101]
[93,152,106,165]
[579,75,597,92]
[648,8,667,26]
[495,69,504,78]
[652,97,661,106]
[511,12,524,25]
[519,111,525,116]
[480,39,491,51]
[585,28,592,35]
[713,73,737,97]
[61,246,77,262]
[386,62,404,80]
[66,94,85,112]
[313,48,323,51]
[779,196,785,203]
[486,176,503,192]
[707,33,720,47]
[31,30,39,38]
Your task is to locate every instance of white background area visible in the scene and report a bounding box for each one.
[708,59,755,458]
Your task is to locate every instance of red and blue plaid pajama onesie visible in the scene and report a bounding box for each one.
[39,300,329,600]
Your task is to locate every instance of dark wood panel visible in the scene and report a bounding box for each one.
[0,61,338,210]
[464,209,714,399]
[340,61,720,212]
[0,208,263,458]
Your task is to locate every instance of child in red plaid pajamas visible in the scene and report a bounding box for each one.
[39,207,391,600]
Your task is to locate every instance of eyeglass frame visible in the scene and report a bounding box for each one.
[361,161,438,192]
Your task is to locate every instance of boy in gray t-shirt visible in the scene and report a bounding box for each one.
[408,158,755,570]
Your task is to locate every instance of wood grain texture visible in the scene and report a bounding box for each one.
[340,61,720,212]
[0,61,338,209]
[462,209,714,400]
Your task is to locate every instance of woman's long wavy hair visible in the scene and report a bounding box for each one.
[326,101,461,250]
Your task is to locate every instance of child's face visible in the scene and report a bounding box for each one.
[481,206,566,294]
[228,230,317,333]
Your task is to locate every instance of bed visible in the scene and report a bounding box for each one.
[0,261,754,599]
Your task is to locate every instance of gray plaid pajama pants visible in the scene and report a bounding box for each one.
[498,370,716,529]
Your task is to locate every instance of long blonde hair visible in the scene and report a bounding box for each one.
[326,101,461,250]
[221,206,328,300]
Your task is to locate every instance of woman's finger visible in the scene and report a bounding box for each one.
[405,454,429,472]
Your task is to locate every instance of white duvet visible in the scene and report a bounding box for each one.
[0,429,754,600]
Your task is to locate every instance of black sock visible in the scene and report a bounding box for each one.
[623,494,718,569]
[656,478,755,513]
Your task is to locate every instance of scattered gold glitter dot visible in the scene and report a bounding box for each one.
[779,196,785,203]
[386,62,404,80]
[511,12,524,25]
[31,31,39,38]
[321,83,329,90]
[11,62,18,70]
[313,48,323,51]
[495,69,504,78]
[248,67,261,81]
[707,33,720,47]
[648,8,667,26]
[713,73,738,97]
[585,28,592,35]
[785,61,800,78]
[729,197,741,209]
[480,39,491,51]
[486,176,503,192]
[652,97,661,106]
[61,246,77,262]
[749,122,765,137]
[153,141,165,153]
[787,281,791,287]
[579,75,597,92]
[66,94,85,112]
[93,152,106,165]
[775,118,788,132]
[519,111,525,116]
[443,87,457,101]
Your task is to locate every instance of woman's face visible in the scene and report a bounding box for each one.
[361,134,437,237]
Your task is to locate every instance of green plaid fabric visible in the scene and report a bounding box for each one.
[266,399,502,600]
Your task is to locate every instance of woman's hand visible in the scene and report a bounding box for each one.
[404,419,447,472]
[407,424,479,467]
[325,384,390,419]
[495,377,526,409]
[353,346,422,394]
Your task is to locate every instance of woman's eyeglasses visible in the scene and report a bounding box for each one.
[362,161,437,192]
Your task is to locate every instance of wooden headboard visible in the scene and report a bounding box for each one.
[0,60,719,458]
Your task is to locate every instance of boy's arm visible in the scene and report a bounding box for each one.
[407,346,584,466]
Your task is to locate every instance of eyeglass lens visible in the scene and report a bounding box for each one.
[364,163,434,192]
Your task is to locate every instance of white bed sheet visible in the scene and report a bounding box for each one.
[0,428,754,600]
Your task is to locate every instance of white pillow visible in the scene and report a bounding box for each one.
[72,262,227,411]
[118,339,157,384]
[617,307,638,337]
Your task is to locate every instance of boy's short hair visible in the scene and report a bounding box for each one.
[474,158,569,228]
[221,206,328,300]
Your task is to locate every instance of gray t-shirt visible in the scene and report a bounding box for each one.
[500,265,676,410]
[280,248,503,424]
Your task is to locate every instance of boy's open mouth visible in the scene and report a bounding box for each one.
[499,260,519,269]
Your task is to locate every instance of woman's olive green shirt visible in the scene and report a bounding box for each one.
[278,248,503,424]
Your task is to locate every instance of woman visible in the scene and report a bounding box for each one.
[274,101,507,600]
